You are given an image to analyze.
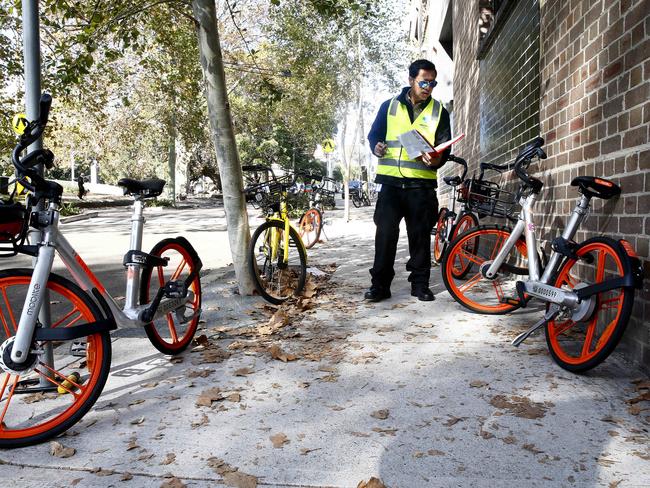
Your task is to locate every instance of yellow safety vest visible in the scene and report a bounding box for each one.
[377,96,442,180]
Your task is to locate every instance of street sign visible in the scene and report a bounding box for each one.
[12,113,28,135]
[322,138,335,153]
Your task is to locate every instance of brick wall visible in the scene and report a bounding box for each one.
[538,0,650,368]
[445,0,650,370]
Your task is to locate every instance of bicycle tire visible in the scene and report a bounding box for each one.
[298,208,322,249]
[442,225,529,314]
[141,238,202,355]
[249,220,307,304]
[432,207,449,264]
[449,212,480,279]
[0,269,111,448]
[352,194,362,208]
[545,237,634,373]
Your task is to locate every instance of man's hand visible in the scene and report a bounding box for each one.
[374,142,388,157]
[421,152,443,169]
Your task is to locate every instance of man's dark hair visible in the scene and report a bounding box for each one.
[408,59,436,78]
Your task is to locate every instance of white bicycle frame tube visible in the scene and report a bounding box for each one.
[9,199,195,363]
[483,190,592,289]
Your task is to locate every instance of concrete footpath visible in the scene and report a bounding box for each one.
[0,202,648,488]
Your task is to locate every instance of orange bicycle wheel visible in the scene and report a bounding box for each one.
[545,237,634,373]
[299,208,322,249]
[449,212,479,278]
[432,207,449,263]
[141,238,202,355]
[0,269,111,448]
[442,225,529,314]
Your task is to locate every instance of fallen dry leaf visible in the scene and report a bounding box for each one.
[357,477,386,488]
[428,449,445,456]
[370,409,389,420]
[160,453,176,465]
[160,477,186,488]
[121,472,134,481]
[300,447,322,455]
[130,416,145,425]
[223,471,258,488]
[371,427,398,436]
[270,432,289,448]
[234,367,255,376]
[227,393,241,402]
[470,380,488,388]
[196,387,224,407]
[443,416,467,427]
[207,457,238,475]
[187,369,214,378]
[191,414,210,428]
[201,346,231,363]
[269,344,299,362]
[489,395,548,419]
[50,441,76,458]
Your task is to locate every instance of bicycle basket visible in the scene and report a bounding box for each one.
[0,201,30,256]
[465,178,519,220]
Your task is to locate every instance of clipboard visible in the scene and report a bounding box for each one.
[397,131,465,160]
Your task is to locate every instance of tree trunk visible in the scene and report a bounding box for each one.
[340,103,350,222]
[167,104,177,204]
[191,0,255,295]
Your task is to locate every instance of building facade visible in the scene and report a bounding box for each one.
[412,0,650,369]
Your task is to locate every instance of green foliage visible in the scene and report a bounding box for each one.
[0,0,403,190]
[59,201,81,216]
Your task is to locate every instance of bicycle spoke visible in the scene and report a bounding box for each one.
[51,308,83,329]
[492,280,505,301]
[580,315,598,358]
[35,362,83,400]
[1,287,17,336]
[553,319,576,336]
[0,373,11,404]
[171,258,188,281]
[457,247,484,266]
[166,313,179,343]
[598,295,623,311]
[458,272,483,293]
[0,375,19,428]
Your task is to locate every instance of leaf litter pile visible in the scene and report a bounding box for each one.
[193,264,355,366]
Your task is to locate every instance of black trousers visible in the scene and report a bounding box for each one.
[370,185,438,291]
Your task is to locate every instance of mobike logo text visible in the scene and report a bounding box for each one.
[27,283,41,316]
[532,284,559,300]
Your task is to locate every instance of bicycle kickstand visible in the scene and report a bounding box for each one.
[512,305,561,347]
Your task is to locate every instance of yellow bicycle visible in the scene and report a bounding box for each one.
[243,166,307,304]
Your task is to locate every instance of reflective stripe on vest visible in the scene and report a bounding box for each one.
[377,97,442,179]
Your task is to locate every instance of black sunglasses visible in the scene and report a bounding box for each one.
[417,80,437,89]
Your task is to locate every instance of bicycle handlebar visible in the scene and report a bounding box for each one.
[446,154,468,182]
[513,137,547,191]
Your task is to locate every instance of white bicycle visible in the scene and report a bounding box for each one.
[442,137,643,372]
[0,94,202,447]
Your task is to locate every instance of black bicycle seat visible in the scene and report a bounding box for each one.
[443,175,462,186]
[118,178,166,198]
[571,176,621,199]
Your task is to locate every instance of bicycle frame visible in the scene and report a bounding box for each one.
[482,190,591,308]
[10,199,195,363]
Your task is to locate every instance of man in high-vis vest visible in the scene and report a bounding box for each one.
[365,59,451,302]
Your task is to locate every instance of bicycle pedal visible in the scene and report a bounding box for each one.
[500,296,522,306]
[69,340,87,357]
[174,307,201,324]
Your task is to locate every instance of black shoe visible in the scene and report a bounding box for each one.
[364,288,391,302]
[411,287,435,301]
